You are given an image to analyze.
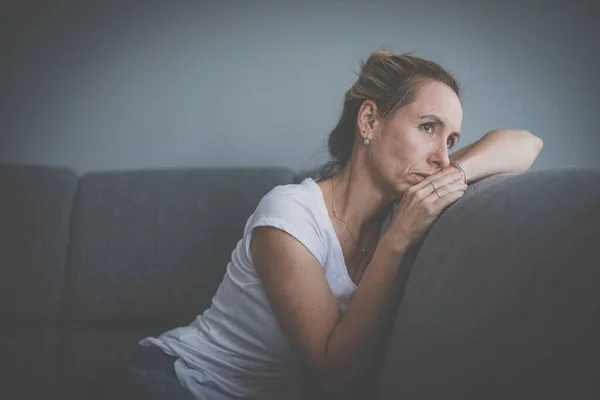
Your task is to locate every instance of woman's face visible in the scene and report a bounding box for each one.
[369,80,463,196]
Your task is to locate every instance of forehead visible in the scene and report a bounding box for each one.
[402,81,463,127]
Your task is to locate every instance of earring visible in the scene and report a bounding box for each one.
[362,128,370,145]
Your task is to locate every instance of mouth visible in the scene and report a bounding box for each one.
[414,173,429,180]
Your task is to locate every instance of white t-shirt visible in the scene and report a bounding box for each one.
[140,177,393,399]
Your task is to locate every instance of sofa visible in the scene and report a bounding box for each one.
[1,163,599,399]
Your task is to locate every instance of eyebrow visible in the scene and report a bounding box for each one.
[419,114,461,139]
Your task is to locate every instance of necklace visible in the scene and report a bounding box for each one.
[331,177,370,254]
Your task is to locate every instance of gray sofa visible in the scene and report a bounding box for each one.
[1,163,599,399]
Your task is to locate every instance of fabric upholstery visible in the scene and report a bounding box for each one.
[377,168,600,399]
[66,167,295,326]
[63,167,296,390]
[0,328,62,396]
[0,164,77,397]
[3,163,599,399]
[0,164,77,321]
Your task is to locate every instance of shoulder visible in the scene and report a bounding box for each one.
[245,178,327,264]
[252,178,321,222]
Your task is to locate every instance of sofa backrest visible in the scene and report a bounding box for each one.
[62,167,296,391]
[0,165,78,396]
[0,164,298,396]
[377,168,600,399]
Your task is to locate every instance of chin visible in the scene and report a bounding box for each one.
[391,181,411,198]
[382,173,412,199]
[394,174,422,195]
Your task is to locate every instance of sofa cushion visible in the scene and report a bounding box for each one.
[0,327,62,397]
[377,168,600,399]
[66,167,296,327]
[62,326,171,398]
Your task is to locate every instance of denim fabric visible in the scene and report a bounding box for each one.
[100,344,195,400]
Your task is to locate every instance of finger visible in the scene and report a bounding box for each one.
[445,177,468,192]
[428,178,466,200]
[413,169,459,193]
[421,167,455,182]
[423,175,466,204]
[431,189,465,210]
[418,170,464,197]
[428,168,457,182]
[433,170,465,188]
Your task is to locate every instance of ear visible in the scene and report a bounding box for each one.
[357,100,383,140]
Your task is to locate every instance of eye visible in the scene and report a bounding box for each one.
[447,137,458,149]
[421,122,434,134]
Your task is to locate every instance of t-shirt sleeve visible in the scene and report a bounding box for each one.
[243,189,325,266]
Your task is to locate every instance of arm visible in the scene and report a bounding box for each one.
[251,226,409,395]
[450,129,543,182]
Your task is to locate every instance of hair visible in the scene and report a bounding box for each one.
[318,50,461,180]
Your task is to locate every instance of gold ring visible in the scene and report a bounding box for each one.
[430,182,441,198]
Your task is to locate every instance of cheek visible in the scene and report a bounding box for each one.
[376,151,411,183]
[381,135,416,168]
[375,126,421,174]
[403,131,437,162]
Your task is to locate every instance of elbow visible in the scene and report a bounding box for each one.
[522,129,543,152]
[523,129,544,159]
[306,330,364,396]
[311,356,354,396]
[534,135,544,153]
[517,130,544,172]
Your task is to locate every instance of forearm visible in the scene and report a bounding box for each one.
[321,235,409,392]
[450,129,543,182]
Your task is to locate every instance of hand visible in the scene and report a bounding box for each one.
[386,168,467,247]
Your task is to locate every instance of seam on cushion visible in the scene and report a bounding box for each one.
[57,173,82,387]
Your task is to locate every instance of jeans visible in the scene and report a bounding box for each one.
[100,343,195,400]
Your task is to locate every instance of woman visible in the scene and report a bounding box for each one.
[106,50,543,399]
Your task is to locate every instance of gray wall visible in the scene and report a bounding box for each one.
[2,0,598,175]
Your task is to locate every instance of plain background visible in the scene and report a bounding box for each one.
[1,0,599,175]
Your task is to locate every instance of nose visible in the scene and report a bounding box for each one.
[429,143,451,170]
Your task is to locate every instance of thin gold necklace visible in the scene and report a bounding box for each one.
[331,176,369,253]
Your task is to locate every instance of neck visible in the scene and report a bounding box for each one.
[332,163,395,237]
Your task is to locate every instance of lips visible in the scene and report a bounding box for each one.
[414,173,430,180]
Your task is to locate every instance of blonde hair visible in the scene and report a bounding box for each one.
[320,50,460,178]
